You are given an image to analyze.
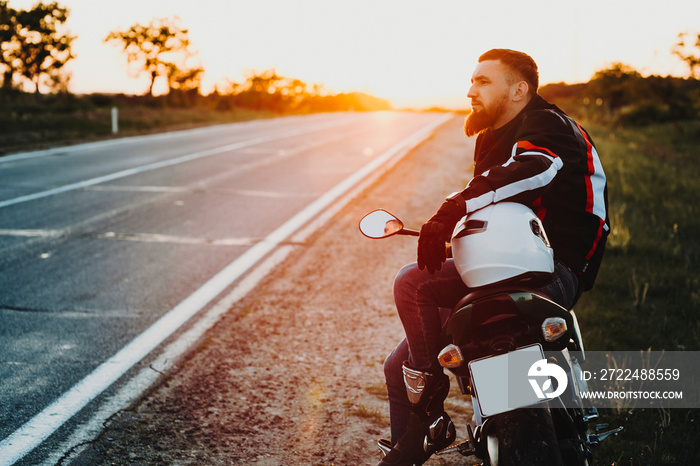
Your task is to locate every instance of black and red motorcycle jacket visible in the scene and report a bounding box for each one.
[458,94,609,290]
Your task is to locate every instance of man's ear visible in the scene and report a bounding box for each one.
[512,81,529,102]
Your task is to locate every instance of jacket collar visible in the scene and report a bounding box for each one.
[488,93,551,138]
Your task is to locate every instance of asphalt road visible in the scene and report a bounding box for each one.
[0,111,450,464]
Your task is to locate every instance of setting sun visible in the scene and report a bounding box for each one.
[7,0,700,108]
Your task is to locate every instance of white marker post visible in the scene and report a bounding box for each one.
[111,107,118,134]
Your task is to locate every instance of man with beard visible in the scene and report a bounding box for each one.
[377,49,609,465]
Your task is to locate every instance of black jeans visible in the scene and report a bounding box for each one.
[384,259,580,443]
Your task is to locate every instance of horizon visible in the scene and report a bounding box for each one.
[7,0,700,109]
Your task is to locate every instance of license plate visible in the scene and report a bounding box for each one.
[469,344,548,417]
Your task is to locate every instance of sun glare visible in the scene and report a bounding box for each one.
[371,111,398,124]
[8,0,699,107]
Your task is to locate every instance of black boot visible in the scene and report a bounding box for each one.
[378,363,456,466]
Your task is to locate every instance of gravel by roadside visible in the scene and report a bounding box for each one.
[69,114,481,465]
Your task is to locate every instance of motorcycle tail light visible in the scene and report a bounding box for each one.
[542,317,568,342]
[438,344,464,368]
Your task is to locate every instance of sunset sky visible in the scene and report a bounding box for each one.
[10,0,700,108]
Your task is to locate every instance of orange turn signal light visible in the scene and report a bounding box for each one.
[542,317,568,342]
[438,344,464,368]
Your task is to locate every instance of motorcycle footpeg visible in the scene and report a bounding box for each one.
[435,423,477,457]
[582,406,599,422]
[435,440,477,457]
[587,425,623,445]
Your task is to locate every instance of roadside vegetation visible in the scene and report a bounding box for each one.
[539,74,700,464]
[575,120,700,465]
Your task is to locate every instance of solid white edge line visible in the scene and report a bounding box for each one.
[0,112,452,465]
[43,244,297,465]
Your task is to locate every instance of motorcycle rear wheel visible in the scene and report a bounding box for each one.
[482,408,563,466]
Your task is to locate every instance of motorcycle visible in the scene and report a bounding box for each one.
[359,205,622,466]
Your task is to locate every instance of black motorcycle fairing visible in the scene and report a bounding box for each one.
[443,290,574,372]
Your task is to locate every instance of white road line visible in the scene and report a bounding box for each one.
[227,189,317,198]
[0,229,65,238]
[0,115,323,164]
[84,186,316,198]
[0,229,258,246]
[0,113,452,465]
[96,232,258,246]
[84,186,190,193]
[43,244,298,465]
[0,117,353,210]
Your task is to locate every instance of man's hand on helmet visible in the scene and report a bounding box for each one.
[417,195,466,274]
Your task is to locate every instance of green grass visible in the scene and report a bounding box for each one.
[577,121,700,352]
[574,121,700,465]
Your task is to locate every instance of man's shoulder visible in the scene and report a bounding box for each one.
[520,102,594,153]
[521,101,577,135]
[525,103,568,124]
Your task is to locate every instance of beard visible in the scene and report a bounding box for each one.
[463,94,509,137]
[463,109,491,137]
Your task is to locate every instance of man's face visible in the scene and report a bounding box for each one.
[464,60,515,136]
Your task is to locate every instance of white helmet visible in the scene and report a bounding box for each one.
[451,202,554,288]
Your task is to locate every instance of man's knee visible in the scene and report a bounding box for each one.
[393,262,421,295]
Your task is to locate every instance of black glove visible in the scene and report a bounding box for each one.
[417,197,466,274]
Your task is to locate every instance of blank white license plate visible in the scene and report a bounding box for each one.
[469,344,547,417]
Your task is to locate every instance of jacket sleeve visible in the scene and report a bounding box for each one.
[460,110,573,214]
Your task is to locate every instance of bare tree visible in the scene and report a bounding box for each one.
[105,16,202,96]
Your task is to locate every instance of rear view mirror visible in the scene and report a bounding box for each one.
[359,210,404,239]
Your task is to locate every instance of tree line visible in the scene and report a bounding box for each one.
[540,63,700,126]
[101,14,391,111]
[3,1,700,120]
[0,2,390,112]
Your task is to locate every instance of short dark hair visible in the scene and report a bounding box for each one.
[479,49,539,95]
